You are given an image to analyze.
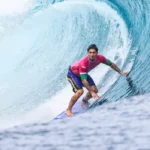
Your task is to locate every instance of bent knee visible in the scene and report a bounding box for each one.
[77,89,84,95]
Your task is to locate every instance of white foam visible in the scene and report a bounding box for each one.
[0,0,35,16]
[0,85,73,130]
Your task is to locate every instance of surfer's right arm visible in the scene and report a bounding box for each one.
[81,79,99,99]
[79,62,99,99]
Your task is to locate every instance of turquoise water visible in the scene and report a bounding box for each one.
[0,0,150,149]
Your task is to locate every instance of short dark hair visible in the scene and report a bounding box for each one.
[87,44,98,52]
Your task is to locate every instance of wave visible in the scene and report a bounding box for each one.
[1,0,150,129]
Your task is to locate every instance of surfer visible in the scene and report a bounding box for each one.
[65,44,129,116]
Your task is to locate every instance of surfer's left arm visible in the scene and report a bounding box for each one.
[100,55,129,76]
[109,62,129,76]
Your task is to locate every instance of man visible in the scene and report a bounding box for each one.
[66,44,129,116]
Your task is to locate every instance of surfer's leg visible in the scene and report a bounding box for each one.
[66,70,83,116]
[65,89,84,116]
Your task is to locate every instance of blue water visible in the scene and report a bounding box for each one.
[0,0,150,149]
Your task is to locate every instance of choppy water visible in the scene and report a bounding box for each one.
[0,0,150,149]
[1,94,150,150]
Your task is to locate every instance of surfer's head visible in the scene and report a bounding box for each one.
[87,44,98,60]
[87,44,98,52]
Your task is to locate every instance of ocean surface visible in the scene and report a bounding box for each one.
[0,0,150,149]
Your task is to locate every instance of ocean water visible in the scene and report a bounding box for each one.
[0,0,150,149]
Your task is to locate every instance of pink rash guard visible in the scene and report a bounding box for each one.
[71,54,111,78]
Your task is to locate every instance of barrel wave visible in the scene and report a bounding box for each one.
[0,0,150,149]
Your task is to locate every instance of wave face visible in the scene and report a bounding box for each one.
[98,0,150,102]
[0,0,150,148]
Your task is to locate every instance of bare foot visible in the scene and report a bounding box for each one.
[65,110,74,117]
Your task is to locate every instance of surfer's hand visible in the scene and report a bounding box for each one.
[121,71,129,76]
[91,92,100,99]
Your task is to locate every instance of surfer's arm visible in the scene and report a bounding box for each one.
[110,62,121,74]
[81,79,99,99]
[100,55,129,75]
[102,58,126,75]
[81,79,93,92]
[79,64,94,92]
[110,62,129,75]
[102,58,121,74]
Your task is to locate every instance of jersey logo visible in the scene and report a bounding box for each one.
[82,66,86,68]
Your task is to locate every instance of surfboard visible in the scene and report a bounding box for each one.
[53,98,107,120]
[53,100,89,120]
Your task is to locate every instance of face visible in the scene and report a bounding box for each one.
[88,48,97,60]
